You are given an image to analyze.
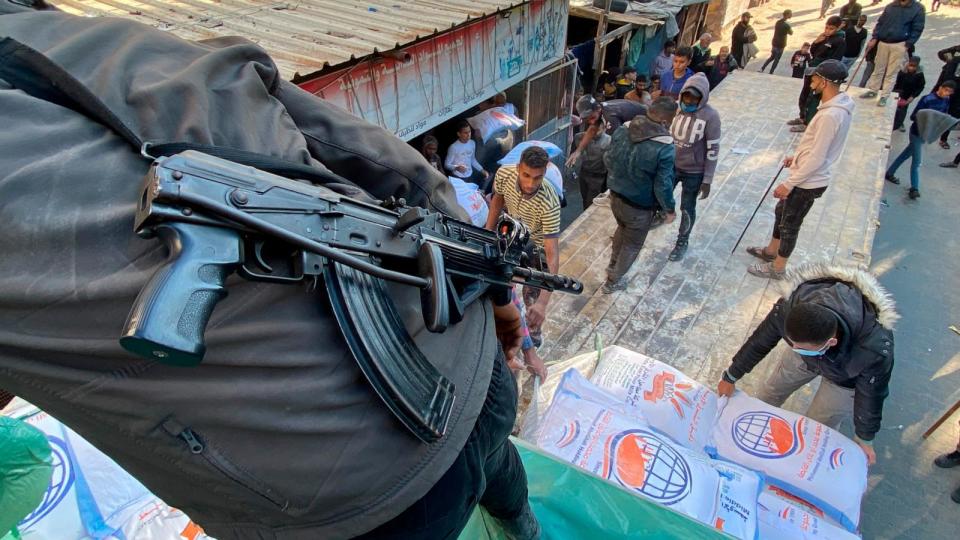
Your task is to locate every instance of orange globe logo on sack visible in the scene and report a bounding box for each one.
[600,429,692,505]
[732,412,806,459]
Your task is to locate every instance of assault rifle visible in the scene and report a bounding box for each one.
[121,151,582,443]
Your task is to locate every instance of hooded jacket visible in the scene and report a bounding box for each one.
[727,264,897,441]
[810,30,847,67]
[784,92,855,190]
[670,74,721,184]
[894,67,926,100]
[0,7,496,539]
[873,0,925,46]
[604,115,676,211]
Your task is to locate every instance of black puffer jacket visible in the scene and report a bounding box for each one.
[727,264,898,441]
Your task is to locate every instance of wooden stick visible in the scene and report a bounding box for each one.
[923,399,960,439]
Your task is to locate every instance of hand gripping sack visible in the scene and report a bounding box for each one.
[707,393,868,532]
[536,370,760,539]
[757,486,861,540]
[589,346,717,451]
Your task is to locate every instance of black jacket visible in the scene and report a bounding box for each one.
[731,21,753,65]
[811,31,847,67]
[894,69,926,100]
[727,265,897,441]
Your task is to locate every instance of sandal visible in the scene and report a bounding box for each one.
[747,262,785,280]
[746,246,776,262]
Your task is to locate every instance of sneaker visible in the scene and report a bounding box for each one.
[592,190,611,207]
[885,173,900,184]
[934,450,960,469]
[878,96,888,107]
[786,117,804,126]
[790,125,806,133]
[860,90,878,99]
[908,188,920,199]
[940,162,959,168]
[747,262,785,280]
[668,242,688,261]
[601,278,627,294]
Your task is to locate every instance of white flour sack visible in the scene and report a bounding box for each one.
[708,392,868,532]
[757,486,861,540]
[536,370,760,539]
[467,107,525,143]
[589,345,717,451]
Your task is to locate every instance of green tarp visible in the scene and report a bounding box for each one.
[459,438,730,539]
[0,417,52,538]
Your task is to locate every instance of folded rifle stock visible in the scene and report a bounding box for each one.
[120,151,582,442]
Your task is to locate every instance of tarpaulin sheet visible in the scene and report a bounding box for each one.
[458,438,730,539]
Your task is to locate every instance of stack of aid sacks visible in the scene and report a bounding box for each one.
[530,346,866,539]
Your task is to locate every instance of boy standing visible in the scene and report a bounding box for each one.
[660,46,695,99]
[892,57,925,131]
[842,15,869,69]
[791,42,813,79]
[421,135,444,174]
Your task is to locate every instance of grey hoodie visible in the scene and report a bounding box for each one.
[669,73,721,184]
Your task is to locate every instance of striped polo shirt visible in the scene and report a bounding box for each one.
[493,164,561,247]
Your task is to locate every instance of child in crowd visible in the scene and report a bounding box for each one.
[445,120,489,189]
[791,42,812,79]
[615,67,638,99]
[885,81,957,199]
[421,135,444,174]
[892,57,926,132]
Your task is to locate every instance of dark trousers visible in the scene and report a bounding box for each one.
[606,194,655,283]
[578,170,607,211]
[359,349,527,539]
[798,74,812,120]
[771,186,826,258]
[674,172,704,245]
[893,103,909,130]
[762,47,784,74]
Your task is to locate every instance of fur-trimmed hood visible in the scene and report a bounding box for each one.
[783,263,899,329]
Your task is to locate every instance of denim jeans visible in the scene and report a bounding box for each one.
[886,131,923,190]
[359,348,528,539]
[674,171,704,244]
[762,48,784,74]
[771,186,827,258]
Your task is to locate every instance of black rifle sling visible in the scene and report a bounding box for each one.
[0,38,358,190]
[1,37,453,442]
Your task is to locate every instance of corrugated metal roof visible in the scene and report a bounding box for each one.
[52,0,526,80]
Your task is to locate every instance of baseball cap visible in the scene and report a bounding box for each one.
[813,59,848,84]
[576,95,601,117]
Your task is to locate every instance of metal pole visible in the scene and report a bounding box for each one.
[923,399,960,439]
[844,55,866,92]
[730,164,786,254]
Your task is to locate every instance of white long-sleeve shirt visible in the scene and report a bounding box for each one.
[784,92,855,190]
[445,139,484,178]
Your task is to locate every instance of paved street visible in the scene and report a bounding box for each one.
[551,2,960,537]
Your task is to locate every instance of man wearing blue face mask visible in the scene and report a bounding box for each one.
[717,264,898,466]
[667,73,721,261]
